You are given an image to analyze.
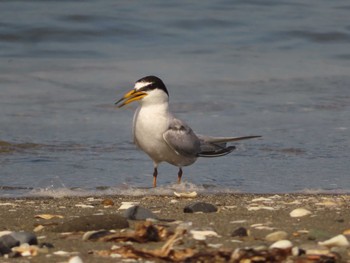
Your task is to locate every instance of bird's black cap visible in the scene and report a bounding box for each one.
[135,75,169,96]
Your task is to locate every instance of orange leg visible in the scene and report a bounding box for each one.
[153,167,158,188]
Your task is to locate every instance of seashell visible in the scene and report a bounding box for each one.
[75,204,94,208]
[251,197,272,202]
[265,231,288,242]
[318,234,349,247]
[35,214,63,220]
[190,230,220,240]
[269,240,293,249]
[174,191,197,198]
[118,201,139,210]
[289,208,312,217]
[33,225,45,232]
[342,229,350,236]
[68,256,84,263]
[247,206,275,211]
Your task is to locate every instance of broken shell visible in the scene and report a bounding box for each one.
[269,240,293,249]
[118,202,139,210]
[289,208,312,217]
[68,256,84,263]
[34,214,63,220]
[265,231,288,242]
[318,234,349,247]
[190,230,220,240]
[174,191,197,198]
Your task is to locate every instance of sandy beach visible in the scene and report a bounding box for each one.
[0,193,349,262]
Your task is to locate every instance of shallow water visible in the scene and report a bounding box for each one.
[1,0,350,197]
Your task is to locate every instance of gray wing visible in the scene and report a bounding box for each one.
[163,118,201,157]
[197,135,261,157]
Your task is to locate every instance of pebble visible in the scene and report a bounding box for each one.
[269,240,293,249]
[183,202,218,213]
[289,208,312,217]
[9,232,38,245]
[318,234,349,247]
[265,231,288,242]
[124,206,158,220]
[54,214,129,232]
[0,235,19,255]
[231,227,249,237]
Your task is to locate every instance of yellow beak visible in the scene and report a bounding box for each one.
[115,89,147,108]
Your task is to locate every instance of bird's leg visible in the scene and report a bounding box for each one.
[177,167,183,184]
[153,167,158,188]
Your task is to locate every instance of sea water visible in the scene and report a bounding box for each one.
[1,0,350,197]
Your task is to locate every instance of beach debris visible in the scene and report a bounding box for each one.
[269,240,293,250]
[174,191,197,198]
[92,221,171,243]
[318,234,349,247]
[290,208,312,218]
[183,202,218,213]
[190,230,220,240]
[101,199,114,206]
[75,204,94,208]
[54,214,129,232]
[33,225,45,232]
[265,231,288,242]
[231,227,249,237]
[82,230,114,241]
[343,229,350,236]
[250,223,275,231]
[35,214,64,220]
[68,255,84,263]
[118,202,140,210]
[123,205,158,220]
[11,244,48,257]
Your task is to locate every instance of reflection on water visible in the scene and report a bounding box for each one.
[1,0,350,196]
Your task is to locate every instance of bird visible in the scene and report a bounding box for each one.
[115,76,261,187]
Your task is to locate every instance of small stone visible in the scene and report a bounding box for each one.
[265,231,288,242]
[0,234,19,255]
[269,240,293,249]
[10,232,38,245]
[318,234,349,247]
[174,191,197,198]
[54,214,129,232]
[183,202,218,213]
[231,227,248,237]
[124,206,158,220]
[290,208,312,218]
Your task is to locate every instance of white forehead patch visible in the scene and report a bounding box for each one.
[134,81,152,91]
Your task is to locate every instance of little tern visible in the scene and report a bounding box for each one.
[115,76,261,187]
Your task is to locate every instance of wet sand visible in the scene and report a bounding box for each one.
[0,194,349,262]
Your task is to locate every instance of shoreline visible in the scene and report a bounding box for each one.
[0,193,349,262]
